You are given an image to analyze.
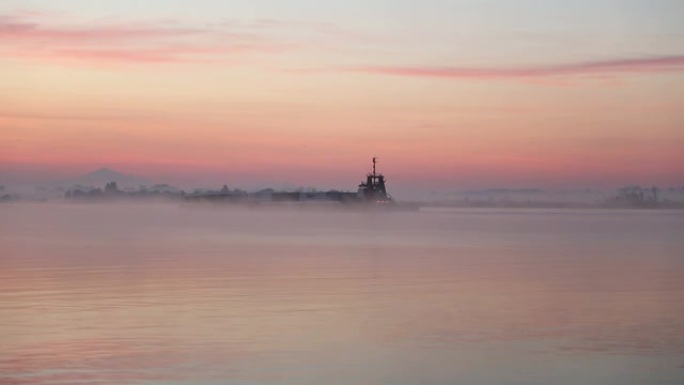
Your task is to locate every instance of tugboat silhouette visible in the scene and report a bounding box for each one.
[356,157,391,202]
[185,157,419,210]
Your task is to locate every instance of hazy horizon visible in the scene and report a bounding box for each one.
[2,165,683,203]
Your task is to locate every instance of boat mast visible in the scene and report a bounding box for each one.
[372,156,377,177]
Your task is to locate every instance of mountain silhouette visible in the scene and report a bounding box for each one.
[76,168,151,187]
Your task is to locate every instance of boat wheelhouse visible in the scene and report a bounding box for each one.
[357,157,392,202]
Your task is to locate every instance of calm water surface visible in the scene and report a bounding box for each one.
[1,203,683,384]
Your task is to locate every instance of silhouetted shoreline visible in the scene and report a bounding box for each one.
[423,200,684,210]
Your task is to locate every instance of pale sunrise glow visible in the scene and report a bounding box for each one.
[2,0,683,192]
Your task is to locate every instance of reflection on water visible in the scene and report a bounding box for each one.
[1,204,683,385]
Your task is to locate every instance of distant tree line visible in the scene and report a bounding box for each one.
[65,182,186,200]
[612,185,659,205]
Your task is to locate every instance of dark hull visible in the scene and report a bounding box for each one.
[183,195,420,211]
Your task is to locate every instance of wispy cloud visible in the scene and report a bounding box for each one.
[0,12,293,65]
[352,56,684,79]
[0,15,202,41]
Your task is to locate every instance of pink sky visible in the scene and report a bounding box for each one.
[1,3,683,192]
